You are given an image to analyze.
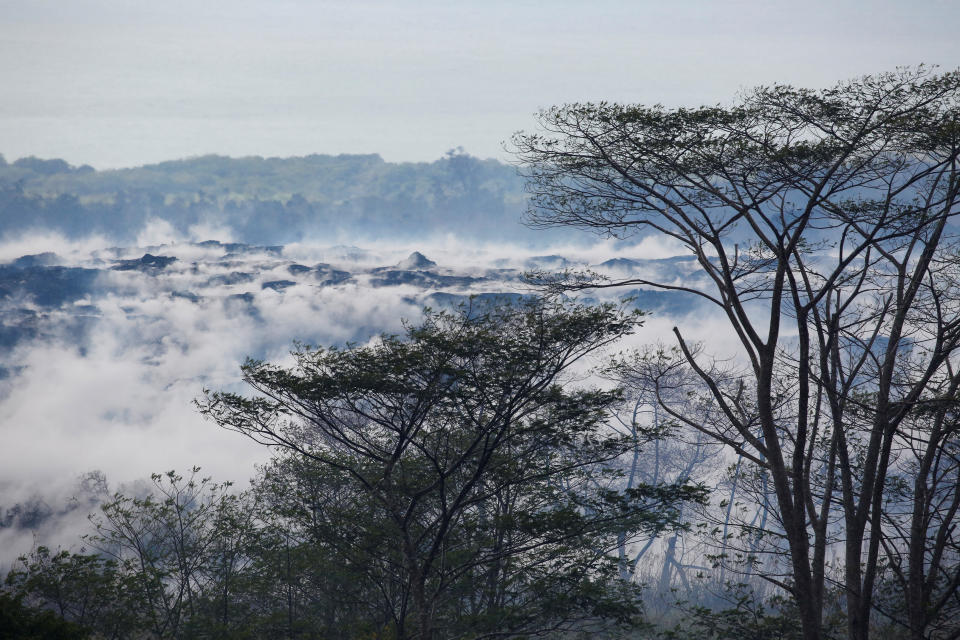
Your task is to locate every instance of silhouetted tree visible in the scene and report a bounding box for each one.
[513,66,960,640]
[200,298,705,639]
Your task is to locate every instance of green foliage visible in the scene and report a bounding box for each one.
[4,470,263,640]
[653,580,856,640]
[3,299,705,639]
[0,151,534,243]
[84,468,261,639]
[658,593,804,640]
[4,546,136,637]
[200,298,706,638]
[0,592,89,639]
[513,66,960,640]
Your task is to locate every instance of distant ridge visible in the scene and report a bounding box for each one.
[0,151,583,245]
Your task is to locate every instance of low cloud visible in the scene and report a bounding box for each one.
[0,229,718,564]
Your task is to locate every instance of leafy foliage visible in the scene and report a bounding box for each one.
[0,591,89,640]
[513,65,960,640]
[200,298,706,639]
[0,151,537,243]
[4,300,705,639]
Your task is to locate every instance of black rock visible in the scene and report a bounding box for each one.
[313,265,351,286]
[287,264,313,275]
[222,244,284,257]
[524,255,570,270]
[596,257,642,270]
[10,252,61,268]
[112,254,178,271]
[423,291,534,314]
[369,271,480,288]
[171,291,202,303]
[396,251,437,270]
[0,265,100,307]
[262,280,296,291]
[206,272,255,286]
[226,292,255,304]
[613,288,703,316]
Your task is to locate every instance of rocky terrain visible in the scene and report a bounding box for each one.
[0,237,709,559]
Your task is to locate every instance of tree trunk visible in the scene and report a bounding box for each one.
[412,572,432,640]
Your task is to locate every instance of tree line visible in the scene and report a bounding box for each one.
[4,66,960,639]
[0,149,540,244]
[4,301,705,639]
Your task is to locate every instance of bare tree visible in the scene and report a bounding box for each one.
[513,67,960,640]
[605,356,720,594]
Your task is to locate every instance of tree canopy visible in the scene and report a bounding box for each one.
[0,151,533,244]
[197,299,704,639]
[513,66,960,640]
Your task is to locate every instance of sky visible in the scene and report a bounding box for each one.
[1,0,959,169]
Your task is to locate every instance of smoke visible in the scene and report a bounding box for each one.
[0,230,114,264]
[0,227,729,566]
[134,216,239,247]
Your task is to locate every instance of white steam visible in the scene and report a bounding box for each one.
[0,229,730,566]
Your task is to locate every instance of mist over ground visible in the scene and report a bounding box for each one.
[0,203,734,567]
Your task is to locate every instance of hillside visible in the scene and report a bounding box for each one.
[0,151,559,244]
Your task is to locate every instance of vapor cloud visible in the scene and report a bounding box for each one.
[0,230,733,566]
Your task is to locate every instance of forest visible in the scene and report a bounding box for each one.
[3,67,960,640]
[0,150,547,244]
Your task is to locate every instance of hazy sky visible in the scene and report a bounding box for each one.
[1,0,958,169]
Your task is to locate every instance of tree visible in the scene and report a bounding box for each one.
[83,468,259,639]
[602,375,720,593]
[512,67,960,640]
[6,546,123,638]
[0,592,89,640]
[5,472,298,640]
[251,452,407,639]
[199,298,705,639]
